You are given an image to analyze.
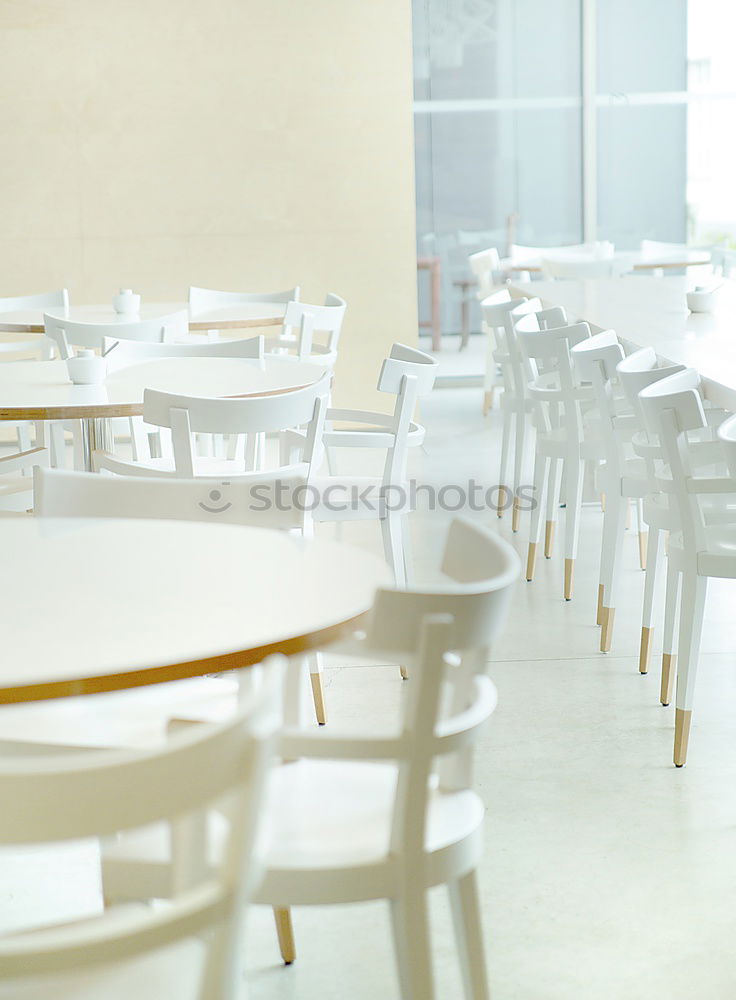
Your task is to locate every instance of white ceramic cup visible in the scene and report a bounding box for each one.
[112,288,141,315]
[686,286,720,313]
[66,349,107,385]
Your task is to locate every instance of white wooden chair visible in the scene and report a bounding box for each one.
[0,666,280,1000]
[93,371,331,480]
[188,285,300,314]
[312,344,438,587]
[515,314,599,599]
[43,311,190,360]
[639,371,736,766]
[264,293,346,368]
[101,518,521,999]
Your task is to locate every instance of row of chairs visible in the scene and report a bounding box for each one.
[483,288,736,767]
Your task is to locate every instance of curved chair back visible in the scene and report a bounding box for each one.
[104,334,264,370]
[365,518,520,656]
[44,311,189,360]
[189,286,300,313]
[0,668,280,996]
[541,256,630,280]
[133,371,331,477]
[35,466,308,531]
[0,289,68,314]
[717,413,736,480]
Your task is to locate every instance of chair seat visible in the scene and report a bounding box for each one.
[0,930,204,1000]
[102,759,486,907]
[311,476,413,521]
[668,525,736,578]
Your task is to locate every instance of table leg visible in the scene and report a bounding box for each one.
[430,259,441,352]
[79,417,112,472]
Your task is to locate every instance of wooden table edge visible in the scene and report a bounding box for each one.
[0,610,371,704]
[2,316,284,334]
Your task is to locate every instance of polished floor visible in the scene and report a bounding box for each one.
[2,366,736,998]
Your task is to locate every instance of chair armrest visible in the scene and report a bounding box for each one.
[0,447,48,474]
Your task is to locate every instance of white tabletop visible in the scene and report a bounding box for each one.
[503,248,711,273]
[0,518,389,703]
[0,356,327,421]
[0,302,286,333]
[509,276,736,410]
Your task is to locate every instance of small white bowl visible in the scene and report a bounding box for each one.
[66,350,107,385]
[686,287,720,313]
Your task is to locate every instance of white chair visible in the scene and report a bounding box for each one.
[103,333,264,370]
[93,371,331,480]
[43,311,190,360]
[188,285,300,314]
[482,295,567,528]
[711,247,736,278]
[516,315,599,599]
[639,372,736,766]
[0,447,49,512]
[468,247,502,303]
[265,293,346,367]
[0,668,279,1000]
[312,344,438,587]
[479,289,528,418]
[101,518,521,999]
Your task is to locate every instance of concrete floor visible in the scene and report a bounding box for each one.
[2,382,736,998]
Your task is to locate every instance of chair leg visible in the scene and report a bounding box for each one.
[401,514,415,588]
[635,499,647,570]
[497,407,512,518]
[526,452,548,581]
[390,890,435,1000]
[673,573,708,767]
[661,560,681,706]
[544,459,562,558]
[482,388,494,416]
[381,513,406,588]
[598,493,628,652]
[273,907,296,964]
[308,653,327,725]
[448,871,490,1000]
[511,407,527,532]
[639,528,661,674]
[563,458,585,601]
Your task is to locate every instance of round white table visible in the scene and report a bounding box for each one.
[0,302,286,334]
[0,356,328,469]
[0,518,390,704]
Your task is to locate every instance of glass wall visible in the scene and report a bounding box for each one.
[413,0,583,334]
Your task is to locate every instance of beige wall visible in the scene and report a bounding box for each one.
[0,0,417,408]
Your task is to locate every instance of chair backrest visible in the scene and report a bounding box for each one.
[571,330,625,477]
[104,334,264,371]
[468,247,501,298]
[276,293,347,359]
[375,343,438,486]
[188,286,300,313]
[0,289,68,313]
[515,313,592,441]
[616,348,686,426]
[0,448,49,512]
[638,368,711,554]
[717,413,736,480]
[639,239,691,260]
[138,370,331,477]
[34,466,308,531]
[711,247,736,278]
[0,665,280,998]
[44,311,190,360]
